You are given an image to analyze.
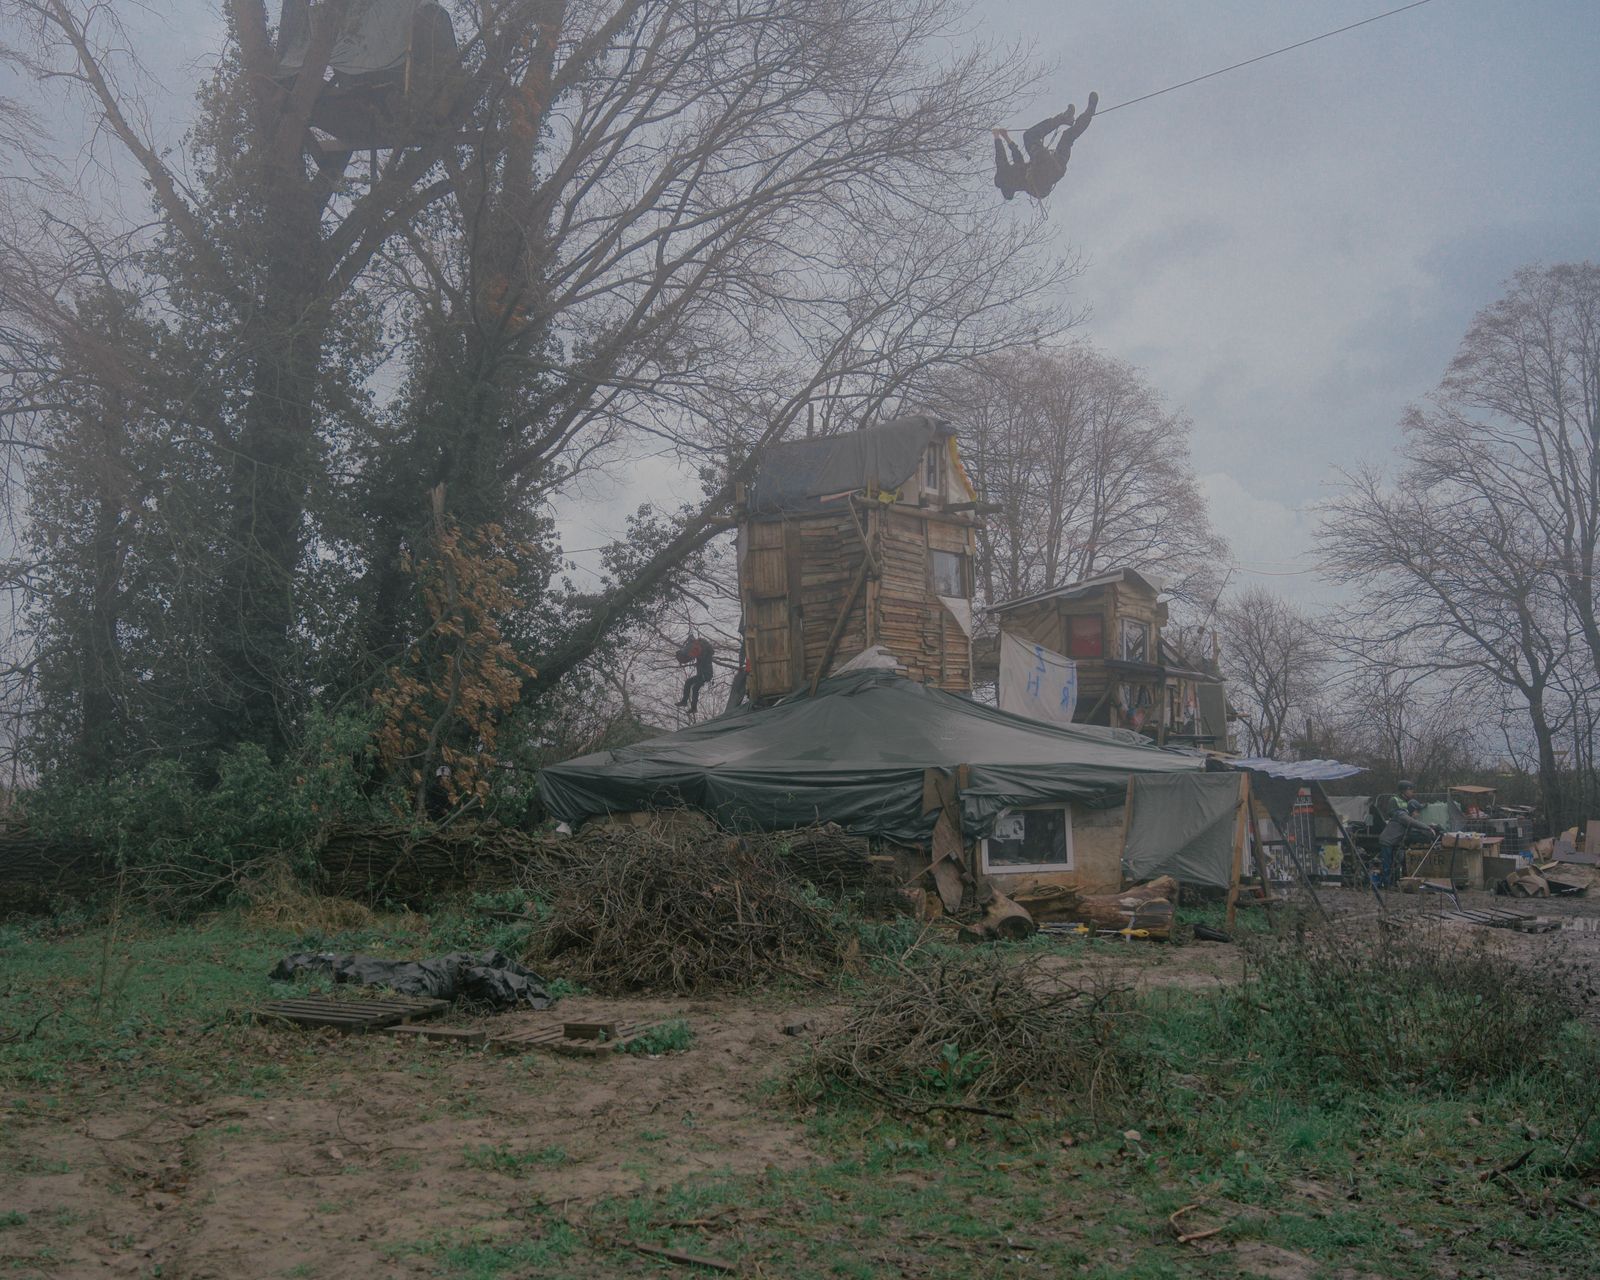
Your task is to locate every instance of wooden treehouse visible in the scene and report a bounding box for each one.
[989,569,1229,746]
[735,415,984,701]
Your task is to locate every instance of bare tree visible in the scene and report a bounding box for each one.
[1307,642,1481,790]
[1405,263,1600,683]
[933,344,1227,609]
[1319,466,1574,823]
[7,0,1073,784]
[1318,264,1600,826]
[1218,586,1324,760]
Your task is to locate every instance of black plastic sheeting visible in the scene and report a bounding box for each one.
[539,669,1203,844]
[277,0,455,79]
[748,416,949,514]
[269,950,553,1010]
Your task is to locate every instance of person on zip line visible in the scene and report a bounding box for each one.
[993,91,1098,202]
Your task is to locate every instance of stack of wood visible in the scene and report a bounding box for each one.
[958,876,1177,943]
[767,824,879,891]
[316,823,541,904]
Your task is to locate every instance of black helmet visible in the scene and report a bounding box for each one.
[1397,780,1417,793]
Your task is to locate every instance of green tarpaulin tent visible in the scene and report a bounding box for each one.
[538,669,1203,845]
[1121,773,1244,890]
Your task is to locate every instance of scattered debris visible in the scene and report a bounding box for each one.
[1169,1199,1228,1245]
[628,1242,738,1273]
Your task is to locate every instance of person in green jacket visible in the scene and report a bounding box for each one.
[1375,781,1442,887]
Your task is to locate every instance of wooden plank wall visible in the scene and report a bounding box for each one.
[796,509,871,684]
[740,503,977,699]
[998,581,1167,726]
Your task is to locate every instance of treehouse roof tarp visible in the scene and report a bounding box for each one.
[538,669,1204,845]
[749,415,955,514]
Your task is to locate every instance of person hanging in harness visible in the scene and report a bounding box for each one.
[1374,781,1442,888]
[675,634,715,715]
[993,91,1098,203]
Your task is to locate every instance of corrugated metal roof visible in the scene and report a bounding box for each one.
[1230,757,1364,781]
[988,567,1167,614]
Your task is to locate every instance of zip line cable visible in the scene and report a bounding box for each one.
[1093,0,1437,118]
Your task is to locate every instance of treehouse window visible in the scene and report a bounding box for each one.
[980,806,1074,873]
[1119,619,1150,663]
[931,549,969,598]
[1066,614,1103,659]
[924,442,942,493]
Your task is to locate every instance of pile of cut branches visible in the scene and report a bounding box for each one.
[522,817,857,992]
[797,950,1141,1114]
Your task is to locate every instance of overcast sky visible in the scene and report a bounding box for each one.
[19,0,1600,610]
[557,0,1600,608]
[996,0,1600,605]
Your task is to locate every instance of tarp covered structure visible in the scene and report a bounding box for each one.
[749,416,967,514]
[539,669,1204,845]
[277,0,456,79]
[1120,773,1245,890]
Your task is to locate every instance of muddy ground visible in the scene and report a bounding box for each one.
[3,882,1596,1279]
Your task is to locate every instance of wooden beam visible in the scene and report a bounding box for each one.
[1225,773,1248,932]
[941,500,1003,514]
[808,556,870,695]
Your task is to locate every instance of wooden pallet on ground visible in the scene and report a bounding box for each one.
[488,1020,668,1057]
[380,1023,488,1046]
[1440,906,1549,932]
[256,994,448,1033]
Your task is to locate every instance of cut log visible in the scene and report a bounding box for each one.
[1069,876,1177,938]
[1008,883,1082,923]
[958,889,1036,943]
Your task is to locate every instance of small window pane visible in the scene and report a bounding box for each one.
[1120,619,1149,662]
[984,807,1073,870]
[931,549,967,597]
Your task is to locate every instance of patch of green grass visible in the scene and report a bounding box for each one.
[622,1018,694,1055]
[0,907,436,1098]
[394,1219,580,1279]
[0,1210,27,1229]
[461,1143,569,1175]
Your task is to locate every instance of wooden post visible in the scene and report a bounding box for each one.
[864,506,879,646]
[809,556,870,695]
[1116,776,1135,887]
[1225,773,1248,932]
